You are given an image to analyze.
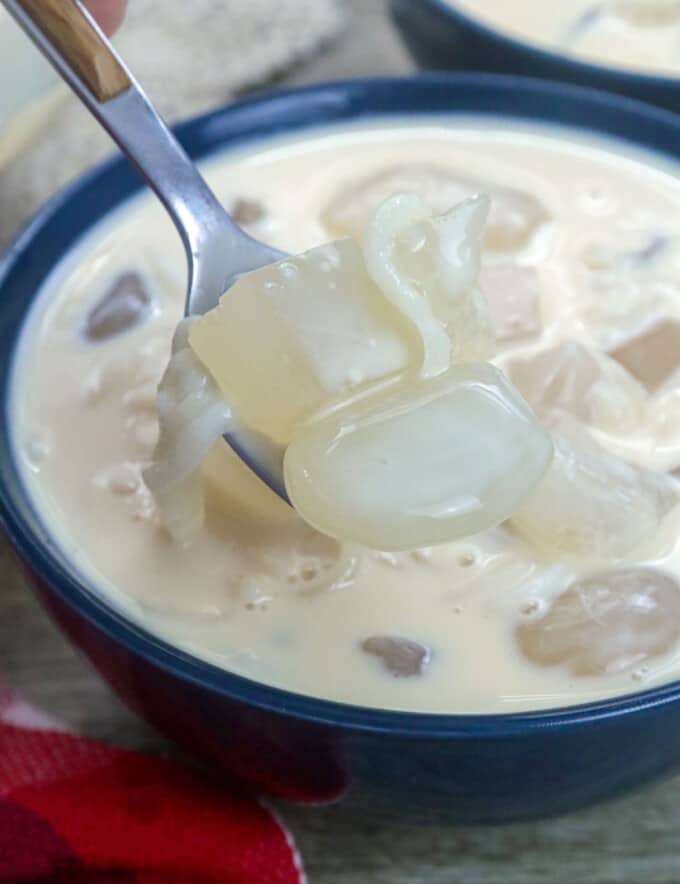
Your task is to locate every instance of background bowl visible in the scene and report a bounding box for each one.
[4,74,680,824]
[390,0,680,113]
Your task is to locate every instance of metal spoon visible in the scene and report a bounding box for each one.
[3,0,290,499]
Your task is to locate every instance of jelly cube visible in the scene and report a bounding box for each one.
[509,340,645,431]
[517,567,680,676]
[510,414,678,558]
[284,362,553,551]
[189,239,417,445]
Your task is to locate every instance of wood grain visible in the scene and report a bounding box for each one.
[20,0,130,101]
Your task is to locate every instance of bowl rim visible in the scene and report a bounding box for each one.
[4,72,680,738]
[414,0,680,88]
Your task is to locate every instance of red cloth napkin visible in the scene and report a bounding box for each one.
[0,679,305,883]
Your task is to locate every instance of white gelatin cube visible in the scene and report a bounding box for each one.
[480,265,541,343]
[364,193,495,376]
[189,239,417,445]
[509,340,644,431]
[284,363,553,551]
[511,414,678,558]
[323,164,549,253]
[517,567,680,676]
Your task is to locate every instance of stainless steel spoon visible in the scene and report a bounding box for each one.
[3,0,290,499]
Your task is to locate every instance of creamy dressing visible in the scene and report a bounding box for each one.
[454,0,680,76]
[12,121,680,713]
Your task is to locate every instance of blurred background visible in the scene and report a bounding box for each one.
[0,0,413,248]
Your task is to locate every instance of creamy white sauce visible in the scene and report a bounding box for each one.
[453,0,680,76]
[11,120,680,713]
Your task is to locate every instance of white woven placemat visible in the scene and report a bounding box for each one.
[0,0,345,245]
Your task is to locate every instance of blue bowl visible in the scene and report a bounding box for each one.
[3,74,680,824]
[390,0,680,113]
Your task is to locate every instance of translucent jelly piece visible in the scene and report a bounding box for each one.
[323,164,549,253]
[608,318,680,392]
[509,340,644,431]
[189,239,416,445]
[84,271,152,341]
[361,636,431,677]
[284,362,553,551]
[517,567,680,676]
[509,341,601,423]
[144,321,232,544]
[480,265,541,343]
[613,0,680,25]
[511,414,678,558]
[364,193,495,375]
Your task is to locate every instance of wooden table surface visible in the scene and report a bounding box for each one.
[3,3,680,882]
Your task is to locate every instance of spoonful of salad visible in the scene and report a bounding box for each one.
[6,0,553,550]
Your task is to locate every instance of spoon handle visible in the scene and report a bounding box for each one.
[17,0,130,101]
[5,0,290,502]
[3,0,276,315]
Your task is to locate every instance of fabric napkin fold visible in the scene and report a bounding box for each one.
[0,679,304,883]
[0,0,346,248]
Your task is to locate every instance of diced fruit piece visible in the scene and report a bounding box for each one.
[230,196,265,226]
[361,635,431,677]
[510,414,678,558]
[84,271,152,341]
[608,318,680,392]
[480,265,541,343]
[364,193,495,376]
[323,164,549,253]
[284,362,553,551]
[189,239,417,445]
[613,0,680,25]
[517,567,680,676]
[508,340,644,431]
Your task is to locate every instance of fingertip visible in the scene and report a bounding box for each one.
[84,0,127,36]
